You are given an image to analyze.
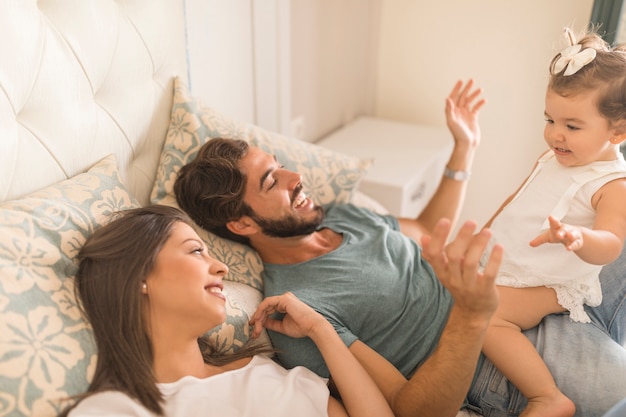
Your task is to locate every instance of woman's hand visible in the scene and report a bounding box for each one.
[249,292,326,340]
[251,294,394,417]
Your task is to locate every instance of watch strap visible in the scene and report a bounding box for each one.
[443,167,471,181]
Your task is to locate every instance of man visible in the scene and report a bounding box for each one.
[174,80,626,417]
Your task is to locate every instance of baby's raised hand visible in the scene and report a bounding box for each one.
[529,215,583,251]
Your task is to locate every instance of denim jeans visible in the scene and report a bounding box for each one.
[602,398,626,417]
[465,246,626,417]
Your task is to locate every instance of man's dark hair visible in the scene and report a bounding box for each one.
[174,138,253,244]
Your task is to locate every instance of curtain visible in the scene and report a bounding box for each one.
[590,0,624,44]
[591,1,626,156]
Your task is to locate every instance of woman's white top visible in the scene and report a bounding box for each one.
[489,151,626,323]
[69,355,330,416]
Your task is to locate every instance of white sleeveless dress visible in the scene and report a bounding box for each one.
[489,151,626,323]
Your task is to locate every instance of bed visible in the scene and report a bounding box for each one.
[0,1,482,416]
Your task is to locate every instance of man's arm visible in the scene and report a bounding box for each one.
[351,219,502,417]
[349,309,492,417]
[399,79,485,242]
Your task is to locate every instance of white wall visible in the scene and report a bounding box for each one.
[185,0,381,142]
[185,0,292,136]
[375,0,593,227]
[184,0,595,228]
[184,0,256,123]
[290,0,381,141]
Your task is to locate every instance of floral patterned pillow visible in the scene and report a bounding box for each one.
[0,153,268,417]
[0,155,138,417]
[214,280,271,354]
[150,77,371,291]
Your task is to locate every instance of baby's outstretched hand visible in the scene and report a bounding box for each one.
[529,215,583,251]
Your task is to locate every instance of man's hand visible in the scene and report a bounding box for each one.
[445,79,485,150]
[390,218,502,417]
[420,218,501,321]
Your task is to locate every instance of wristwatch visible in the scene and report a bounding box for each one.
[443,167,471,181]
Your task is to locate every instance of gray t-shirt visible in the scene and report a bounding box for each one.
[263,204,453,378]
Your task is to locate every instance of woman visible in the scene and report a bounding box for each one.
[61,205,393,417]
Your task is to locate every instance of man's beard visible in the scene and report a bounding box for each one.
[250,205,325,238]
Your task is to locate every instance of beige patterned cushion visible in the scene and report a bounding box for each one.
[0,155,138,417]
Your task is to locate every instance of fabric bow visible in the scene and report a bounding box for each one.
[551,44,597,76]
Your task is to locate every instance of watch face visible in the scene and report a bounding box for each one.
[454,171,467,181]
[444,168,470,181]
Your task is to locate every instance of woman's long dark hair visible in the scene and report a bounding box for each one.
[60,205,272,416]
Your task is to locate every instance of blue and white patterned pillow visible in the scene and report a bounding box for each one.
[0,152,268,417]
[0,155,139,417]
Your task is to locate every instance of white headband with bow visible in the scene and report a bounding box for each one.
[551,44,597,76]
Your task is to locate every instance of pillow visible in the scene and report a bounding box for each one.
[151,77,371,292]
[212,280,271,354]
[0,155,139,417]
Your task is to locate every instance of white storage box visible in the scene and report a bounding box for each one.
[317,116,453,217]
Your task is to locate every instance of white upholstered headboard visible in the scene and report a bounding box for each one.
[0,0,188,206]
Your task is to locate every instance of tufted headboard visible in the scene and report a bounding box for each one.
[0,1,189,415]
[0,0,187,206]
